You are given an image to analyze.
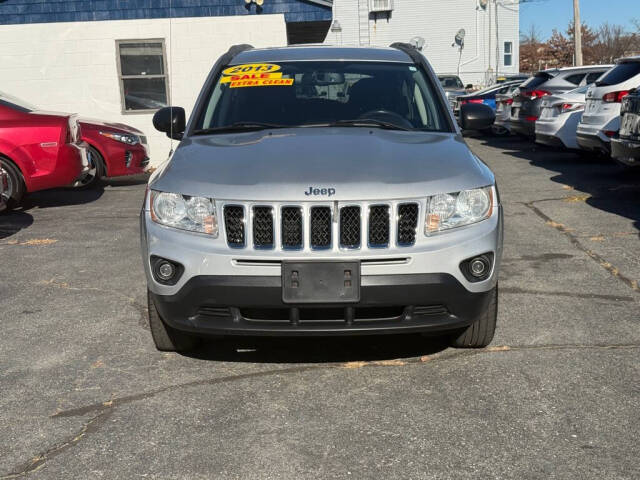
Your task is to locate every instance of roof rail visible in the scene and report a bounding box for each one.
[221,44,254,64]
[389,42,422,64]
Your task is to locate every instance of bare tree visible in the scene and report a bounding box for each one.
[593,22,638,63]
[520,23,542,46]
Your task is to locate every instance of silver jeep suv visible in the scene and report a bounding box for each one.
[141,44,503,352]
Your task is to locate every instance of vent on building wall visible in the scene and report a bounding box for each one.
[369,0,393,13]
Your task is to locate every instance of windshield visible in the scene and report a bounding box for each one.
[438,76,464,89]
[0,92,38,112]
[196,61,450,132]
[595,62,640,86]
[519,72,553,90]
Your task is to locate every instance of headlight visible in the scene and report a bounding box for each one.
[150,191,218,236]
[99,131,140,145]
[425,186,493,234]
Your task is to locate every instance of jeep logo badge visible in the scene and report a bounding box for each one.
[305,186,336,197]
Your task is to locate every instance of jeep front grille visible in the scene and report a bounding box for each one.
[340,206,361,248]
[224,205,245,247]
[222,201,420,251]
[368,205,390,247]
[281,206,303,249]
[310,206,332,249]
[397,203,419,246]
[252,206,274,248]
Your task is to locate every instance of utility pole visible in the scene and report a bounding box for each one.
[573,0,583,65]
[495,0,499,78]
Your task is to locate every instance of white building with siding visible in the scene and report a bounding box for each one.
[0,0,332,167]
[326,0,520,86]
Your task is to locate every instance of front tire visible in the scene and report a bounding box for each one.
[0,158,26,209]
[75,146,105,189]
[147,290,199,352]
[449,285,498,348]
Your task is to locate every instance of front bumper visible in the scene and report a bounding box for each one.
[105,145,150,177]
[141,201,503,336]
[611,136,640,166]
[150,273,495,336]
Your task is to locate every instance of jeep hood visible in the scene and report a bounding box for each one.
[151,128,494,202]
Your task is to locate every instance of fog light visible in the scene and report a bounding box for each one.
[460,253,494,282]
[150,256,184,285]
[158,261,175,280]
[470,258,488,277]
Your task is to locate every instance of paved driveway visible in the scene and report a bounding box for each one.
[1,137,639,479]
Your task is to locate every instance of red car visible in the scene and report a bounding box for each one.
[0,92,149,198]
[0,92,89,207]
[78,119,149,187]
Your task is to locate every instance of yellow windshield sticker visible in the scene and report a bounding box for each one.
[221,63,293,88]
[220,72,283,83]
[222,63,281,76]
[229,77,294,88]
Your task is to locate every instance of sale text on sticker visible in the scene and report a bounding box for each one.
[221,63,294,88]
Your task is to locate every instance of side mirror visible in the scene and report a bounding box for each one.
[153,106,186,140]
[465,84,474,89]
[459,103,495,130]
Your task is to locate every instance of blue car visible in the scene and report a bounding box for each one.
[454,80,524,115]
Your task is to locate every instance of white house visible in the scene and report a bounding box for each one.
[0,0,332,167]
[325,0,520,87]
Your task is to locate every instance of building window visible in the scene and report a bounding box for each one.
[503,41,513,67]
[116,40,169,113]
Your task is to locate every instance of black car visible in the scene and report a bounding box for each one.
[454,80,524,117]
[611,88,640,167]
[510,65,611,137]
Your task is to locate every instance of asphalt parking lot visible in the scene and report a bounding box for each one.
[1,136,639,479]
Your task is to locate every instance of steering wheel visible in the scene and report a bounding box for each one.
[357,110,414,129]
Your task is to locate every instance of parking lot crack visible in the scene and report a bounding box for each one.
[500,286,635,302]
[524,202,640,294]
[4,343,639,478]
[49,344,640,420]
[0,410,113,479]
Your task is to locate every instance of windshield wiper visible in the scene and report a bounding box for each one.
[324,119,413,131]
[192,122,289,135]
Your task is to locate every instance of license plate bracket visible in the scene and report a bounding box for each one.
[282,261,360,304]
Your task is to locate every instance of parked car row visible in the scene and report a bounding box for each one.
[454,80,524,133]
[0,91,150,211]
[461,57,640,167]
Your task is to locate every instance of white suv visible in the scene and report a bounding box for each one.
[577,57,640,154]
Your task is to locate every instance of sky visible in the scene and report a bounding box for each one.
[519,0,640,40]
